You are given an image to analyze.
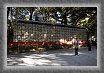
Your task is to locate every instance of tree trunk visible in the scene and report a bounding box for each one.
[29,8,34,20]
[8,7,14,42]
[7,7,10,20]
[63,12,67,25]
[87,30,90,41]
[29,13,33,20]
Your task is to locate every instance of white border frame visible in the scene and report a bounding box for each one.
[3,3,101,71]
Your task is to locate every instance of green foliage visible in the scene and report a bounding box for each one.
[7,7,97,41]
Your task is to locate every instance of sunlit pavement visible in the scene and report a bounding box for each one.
[7,47,97,66]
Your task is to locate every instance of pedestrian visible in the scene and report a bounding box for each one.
[74,37,79,56]
[87,40,91,51]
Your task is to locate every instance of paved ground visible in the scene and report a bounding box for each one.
[7,47,97,66]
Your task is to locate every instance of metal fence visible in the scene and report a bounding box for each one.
[12,20,87,43]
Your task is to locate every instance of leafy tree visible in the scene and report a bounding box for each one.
[7,7,97,41]
[75,7,97,40]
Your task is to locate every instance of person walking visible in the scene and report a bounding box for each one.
[87,40,91,51]
[74,37,79,56]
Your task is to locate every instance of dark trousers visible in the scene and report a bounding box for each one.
[75,48,78,55]
[88,46,91,51]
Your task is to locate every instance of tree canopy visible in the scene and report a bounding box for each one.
[7,7,97,40]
